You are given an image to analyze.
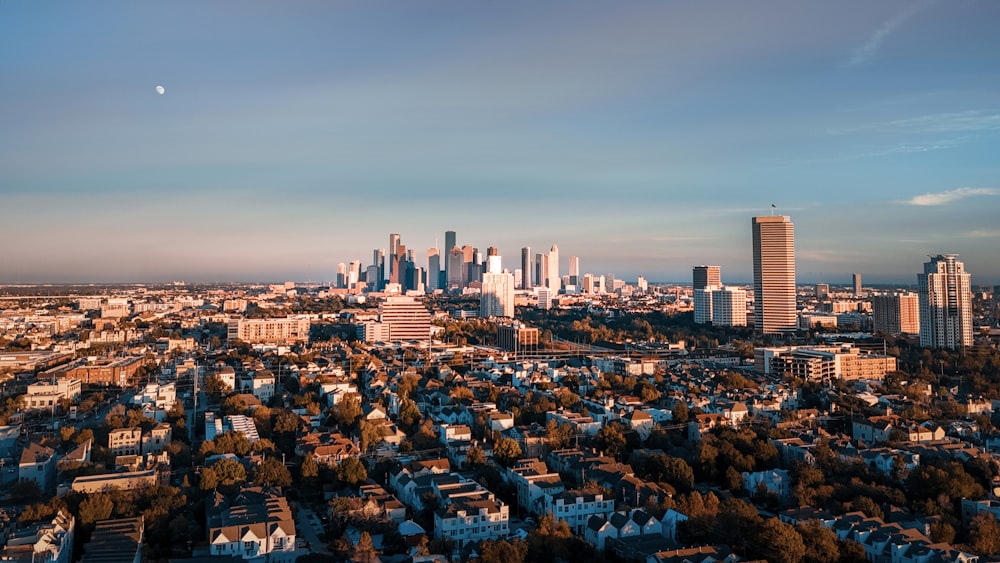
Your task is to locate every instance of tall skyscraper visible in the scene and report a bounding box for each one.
[752,215,797,334]
[426,248,440,292]
[388,233,401,281]
[547,245,560,293]
[521,247,533,289]
[481,255,514,318]
[692,265,721,291]
[853,273,863,296]
[447,247,464,290]
[336,263,347,289]
[693,287,716,324]
[443,230,456,287]
[568,256,580,286]
[872,291,920,335]
[918,254,972,349]
[373,249,385,291]
[348,260,361,287]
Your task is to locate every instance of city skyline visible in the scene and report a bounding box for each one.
[2,2,999,284]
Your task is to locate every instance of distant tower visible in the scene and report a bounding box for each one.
[336,263,347,289]
[815,283,830,300]
[348,260,361,287]
[853,273,863,296]
[693,266,721,291]
[388,233,401,281]
[547,245,560,293]
[521,247,533,290]
[569,256,580,286]
[426,248,440,292]
[481,255,514,318]
[918,254,972,349]
[752,215,796,334]
[444,230,456,287]
[447,247,464,290]
[373,249,385,291]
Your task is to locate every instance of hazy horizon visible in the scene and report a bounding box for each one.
[3,1,999,285]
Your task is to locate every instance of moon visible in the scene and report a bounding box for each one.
[155,85,165,95]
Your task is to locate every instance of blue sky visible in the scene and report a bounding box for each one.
[2,1,998,284]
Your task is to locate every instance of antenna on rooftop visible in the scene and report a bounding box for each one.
[770,203,777,216]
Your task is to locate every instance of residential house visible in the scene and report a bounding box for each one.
[108,427,142,457]
[543,488,615,535]
[19,442,57,494]
[207,487,296,560]
[0,509,74,563]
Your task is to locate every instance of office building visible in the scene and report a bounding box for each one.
[815,283,830,300]
[853,273,863,296]
[447,247,464,290]
[569,256,580,286]
[379,296,432,343]
[712,286,747,327]
[427,248,440,292]
[918,254,973,349]
[336,263,347,289]
[443,231,456,286]
[693,265,721,291]
[521,247,533,289]
[348,260,361,287]
[872,292,920,335]
[481,272,515,318]
[693,287,716,324]
[547,245,560,293]
[752,215,797,334]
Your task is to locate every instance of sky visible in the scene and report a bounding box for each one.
[1,1,999,285]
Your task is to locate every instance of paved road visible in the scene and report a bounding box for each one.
[294,504,330,554]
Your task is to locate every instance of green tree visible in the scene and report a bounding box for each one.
[797,520,839,563]
[335,456,368,487]
[480,538,528,563]
[493,437,523,468]
[754,518,805,563]
[301,454,319,479]
[851,496,884,520]
[465,445,487,467]
[79,493,114,526]
[353,531,377,563]
[971,512,1000,556]
[594,421,627,459]
[211,458,247,487]
[255,457,292,487]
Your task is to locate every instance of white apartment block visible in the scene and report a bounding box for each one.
[24,379,81,411]
[544,489,615,535]
[227,317,310,344]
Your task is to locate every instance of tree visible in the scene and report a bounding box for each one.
[929,521,956,544]
[359,419,383,453]
[465,445,487,467]
[254,457,292,487]
[300,454,319,479]
[352,531,377,563]
[332,394,362,428]
[851,496,884,520]
[480,538,528,563]
[493,437,523,468]
[335,456,368,487]
[594,422,627,459]
[970,512,1000,555]
[79,493,114,526]
[211,458,247,487]
[797,520,840,563]
[754,518,805,563]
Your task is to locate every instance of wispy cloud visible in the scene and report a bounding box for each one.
[828,111,1000,136]
[905,187,1000,206]
[846,1,933,67]
[967,229,1000,238]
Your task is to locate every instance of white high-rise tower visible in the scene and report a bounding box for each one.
[919,254,972,349]
[752,215,796,334]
